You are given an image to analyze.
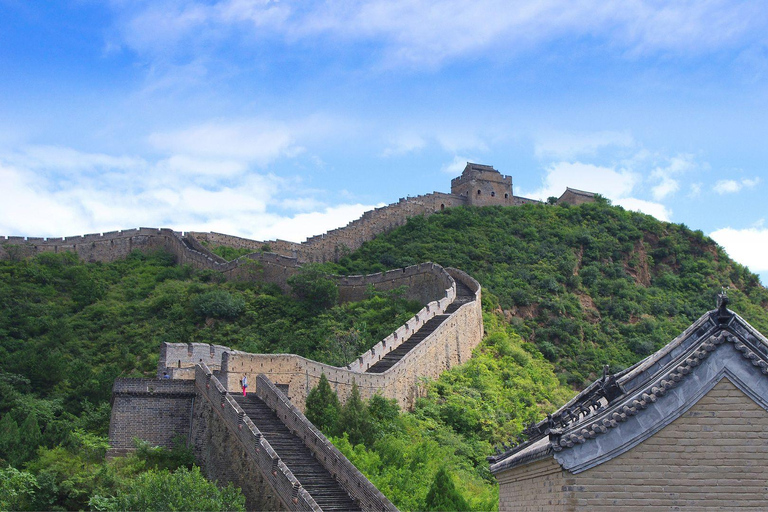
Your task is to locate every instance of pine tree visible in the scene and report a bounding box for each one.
[18,413,43,464]
[337,380,372,446]
[424,467,470,511]
[0,413,21,465]
[305,373,340,434]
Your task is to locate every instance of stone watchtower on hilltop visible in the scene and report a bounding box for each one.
[451,163,514,206]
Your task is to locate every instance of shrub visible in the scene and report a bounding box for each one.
[191,290,245,319]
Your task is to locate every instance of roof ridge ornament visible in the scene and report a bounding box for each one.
[717,287,733,324]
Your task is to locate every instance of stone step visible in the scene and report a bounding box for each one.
[233,395,361,511]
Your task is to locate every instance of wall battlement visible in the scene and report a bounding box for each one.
[1,162,591,268]
[156,267,481,411]
[189,162,589,264]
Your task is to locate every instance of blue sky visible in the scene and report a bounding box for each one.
[1,1,767,284]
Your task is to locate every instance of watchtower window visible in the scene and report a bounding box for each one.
[440,204,445,210]
[491,191,495,197]
[504,193,509,199]
[477,190,481,195]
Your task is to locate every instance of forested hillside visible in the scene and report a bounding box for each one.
[2,199,767,510]
[330,198,768,385]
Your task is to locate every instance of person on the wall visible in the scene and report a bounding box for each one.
[241,375,248,396]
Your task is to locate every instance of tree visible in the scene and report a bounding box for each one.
[0,466,37,511]
[0,414,20,466]
[337,381,372,446]
[287,264,338,311]
[305,374,341,434]
[89,466,245,512]
[192,290,245,320]
[424,467,470,511]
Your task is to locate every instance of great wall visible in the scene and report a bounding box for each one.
[1,163,594,510]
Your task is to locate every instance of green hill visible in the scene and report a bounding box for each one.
[330,199,768,385]
[1,199,766,510]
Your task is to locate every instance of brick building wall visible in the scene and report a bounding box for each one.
[497,377,768,511]
[496,458,573,512]
[108,379,195,455]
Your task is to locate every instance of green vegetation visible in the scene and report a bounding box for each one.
[2,199,767,510]
[0,250,419,508]
[330,201,768,385]
[306,315,572,511]
[208,245,255,261]
[0,436,243,511]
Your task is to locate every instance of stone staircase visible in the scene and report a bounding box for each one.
[233,394,361,512]
[365,280,475,374]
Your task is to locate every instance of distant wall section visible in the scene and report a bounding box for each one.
[217,269,482,411]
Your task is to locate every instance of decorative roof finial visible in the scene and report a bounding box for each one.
[717,287,732,324]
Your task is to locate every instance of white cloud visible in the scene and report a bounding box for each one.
[651,176,679,200]
[527,161,640,201]
[110,0,768,67]
[381,133,426,157]
[614,197,671,222]
[713,177,761,194]
[534,130,634,160]
[149,120,298,165]
[441,156,472,175]
[0,142,371,243]
[526,159,675,220]
[689,183,703,197]
[252,203,383,242]
[710,226,768,273]
[649,154,696,200]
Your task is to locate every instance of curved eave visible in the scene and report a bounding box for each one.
[553,324,768,473]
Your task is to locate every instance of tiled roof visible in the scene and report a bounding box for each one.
[489,293,768,475]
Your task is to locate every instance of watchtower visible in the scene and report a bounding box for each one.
[450,163,514,206]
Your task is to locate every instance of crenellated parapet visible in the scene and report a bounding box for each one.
[157,267,482,411]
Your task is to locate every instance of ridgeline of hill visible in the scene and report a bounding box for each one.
[1,199,767,510]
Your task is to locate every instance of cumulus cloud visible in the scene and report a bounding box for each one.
[527,161,639,200]
[709,226,768,275]
[614,198,671,222]
[381,133,426,157]
[649,154,696,200]
[441,155,472,175]
[149,120,299,165]
[713,177,761,194]
[0,141,376,243]
[525,160,677,220]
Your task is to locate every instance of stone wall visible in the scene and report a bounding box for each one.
[254,375,397,511]
[0,228,225,269]
[190,191,467,264]
[496,458,573,512]
[496,377,768,511]
[191,365,311,511]
[450,164,515,206]
[108,379,195,456]
[217,268,482,411]
[158,262,459,380]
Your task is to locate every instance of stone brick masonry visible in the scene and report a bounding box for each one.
[497,378,768,511]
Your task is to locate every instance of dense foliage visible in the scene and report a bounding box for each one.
[330,200,768,385]
[306,314,571,511]
[2,199,767,510]
[0,250,419,508]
